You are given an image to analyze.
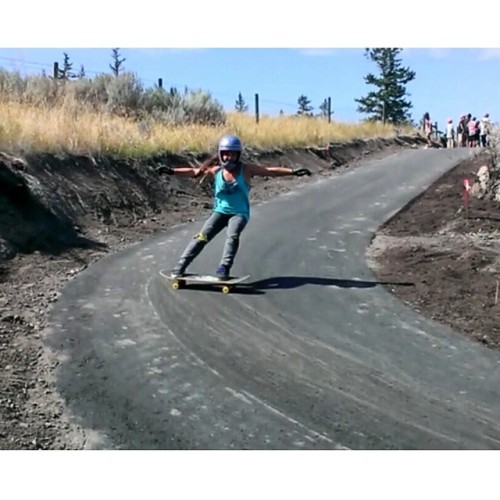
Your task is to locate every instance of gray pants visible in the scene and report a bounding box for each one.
[175,211,248,271]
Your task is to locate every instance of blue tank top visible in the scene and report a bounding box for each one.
[213,165,250,220]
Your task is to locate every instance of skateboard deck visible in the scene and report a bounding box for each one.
[160,270,250,294]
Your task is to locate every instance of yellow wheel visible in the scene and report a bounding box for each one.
[221,285,231,294]
[172,281,180,290]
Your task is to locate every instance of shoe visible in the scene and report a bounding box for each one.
[215,264,230,280]
[171,263,187,278]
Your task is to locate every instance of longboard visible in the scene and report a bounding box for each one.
[159,270,250,294]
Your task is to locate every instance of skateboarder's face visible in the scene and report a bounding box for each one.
[220,151,239,163]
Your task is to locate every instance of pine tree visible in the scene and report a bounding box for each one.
[297,95,313,116]
[58,52,76,80]
[110,48,126,76]
[234,92,248,113]
[355,48,415,125]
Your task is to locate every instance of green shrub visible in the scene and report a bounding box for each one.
[0,67,225,126]
[104,72,144,115]
[24,75,60,106]
[182,89,226,125]
[142,87,172,114]
[67,77,103,110]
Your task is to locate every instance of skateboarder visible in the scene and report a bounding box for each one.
[156,134,311,280]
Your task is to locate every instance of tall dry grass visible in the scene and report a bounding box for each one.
[0,99,414,157]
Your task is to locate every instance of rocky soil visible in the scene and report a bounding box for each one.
[1,135,498,450]
[367,152,500,349]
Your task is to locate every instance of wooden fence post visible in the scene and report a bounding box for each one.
[53,62,59,79]
[255,93,259,124]
[158,78,163,89]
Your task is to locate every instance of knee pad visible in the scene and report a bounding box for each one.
[195,232,208,242]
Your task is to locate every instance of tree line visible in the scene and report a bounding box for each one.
[235,49,415,125]
[50,48,126,80]
[43,48,417,126]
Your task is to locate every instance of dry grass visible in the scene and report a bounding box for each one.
[0,100,414,156]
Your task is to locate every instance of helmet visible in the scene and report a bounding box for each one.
[218,135,242,168]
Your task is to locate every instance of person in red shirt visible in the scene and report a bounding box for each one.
[467,117,478,147]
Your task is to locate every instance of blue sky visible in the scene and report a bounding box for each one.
[1,47,499,128]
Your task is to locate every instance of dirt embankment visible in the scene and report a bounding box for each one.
[367,152,500,348]
[0,135,427,450]
[0,136,424,261]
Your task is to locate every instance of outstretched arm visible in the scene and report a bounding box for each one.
[246,164,311,177]
[157,156,219,179]
[156,165,204,177]
[156,165,201,177]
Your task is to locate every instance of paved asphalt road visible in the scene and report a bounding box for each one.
[45,147,500,449]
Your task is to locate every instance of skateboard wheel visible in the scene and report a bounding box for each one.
[172,281,180,290]
[221,285,230,294]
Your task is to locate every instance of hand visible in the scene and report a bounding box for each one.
[156,165,174,175]
[292,167,311,177]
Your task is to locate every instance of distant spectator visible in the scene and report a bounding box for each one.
[468,117,479,147]
[446,118,455,148]
[480,113,491,147]
[457,115,466,147]
[423,112,433,146]
[462,114,470,147]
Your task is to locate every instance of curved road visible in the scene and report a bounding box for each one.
[45,147,500,449]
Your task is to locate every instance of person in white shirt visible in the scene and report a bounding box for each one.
[480,113,491,147]
[446,118,455,149]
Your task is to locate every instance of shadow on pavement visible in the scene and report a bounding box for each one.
[249,276,415,291]
[173,275,414,295]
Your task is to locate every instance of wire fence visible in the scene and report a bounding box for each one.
[0,55,340,121]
